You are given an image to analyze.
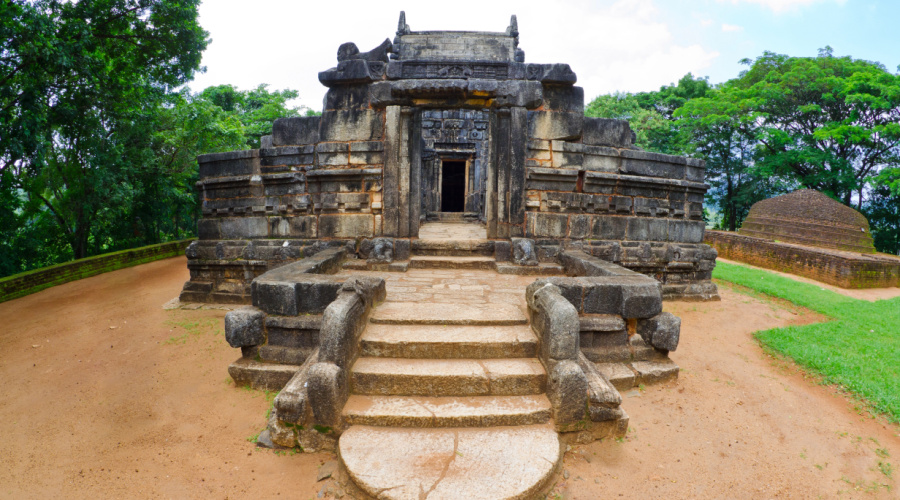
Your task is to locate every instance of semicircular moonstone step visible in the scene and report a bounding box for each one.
[339,424,561,500]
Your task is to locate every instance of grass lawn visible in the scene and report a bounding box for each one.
[713,261,900,422]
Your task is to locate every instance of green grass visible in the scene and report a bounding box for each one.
[713,261,900,422]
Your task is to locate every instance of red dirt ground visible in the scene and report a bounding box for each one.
[1,257,898,499]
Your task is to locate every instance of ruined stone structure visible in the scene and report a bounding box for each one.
[739,189,875,253]
[192,14,721,498]
[179,12,718,306]
[707,189,900,289]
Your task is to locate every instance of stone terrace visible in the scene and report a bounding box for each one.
[334,267,537,307]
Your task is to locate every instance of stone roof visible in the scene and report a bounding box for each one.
[738,189,875,253]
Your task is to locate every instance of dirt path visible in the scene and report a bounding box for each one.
[0,257,328,499]
[549,283,900,499]
[1,258,898,499]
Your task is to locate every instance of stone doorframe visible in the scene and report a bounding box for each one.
[423,150,477,220]
[383,104,527,239]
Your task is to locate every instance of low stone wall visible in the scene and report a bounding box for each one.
[0,239,193,303]
[705,231,900,289]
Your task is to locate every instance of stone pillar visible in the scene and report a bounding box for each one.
[509,107,527,237]
[398,107,412,238]
[408,109,422,237]
[486,111,499,238]
[495,109,511,238]
[383,106,401,237]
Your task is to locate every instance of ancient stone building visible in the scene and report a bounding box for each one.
[708,189,900,288]
[179,12,718,305]
[190,14,724,498]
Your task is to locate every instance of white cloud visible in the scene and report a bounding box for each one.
[719,0,847,13]
[189,0,721,107]
[700,18,714,26]
[722,23,744,32]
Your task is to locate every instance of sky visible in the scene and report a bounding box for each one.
[188,0,900,111]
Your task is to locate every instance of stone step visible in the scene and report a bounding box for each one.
[409,255,497,270]
[342,394,552,427]
[495,262,566,276]
[423,212,479,223]
[370,302,528,326]
[350,357,547,396]
[341,259,409,272]
[411,239,495,257]
[339,424,560,500]
[360,324,537,358]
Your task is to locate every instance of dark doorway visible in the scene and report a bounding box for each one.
[440,160,466,212]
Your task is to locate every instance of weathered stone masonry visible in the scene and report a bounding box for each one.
[179,14,718,306]
[209,17,707,492]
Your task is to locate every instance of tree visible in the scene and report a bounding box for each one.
[676,84,786,231]
[1,0,209,260]
[198,84,307,148]
[863,184,900,255]
[585,74,712,155]
[733,48,900,207]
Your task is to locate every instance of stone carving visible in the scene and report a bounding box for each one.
[396,10,410,36]
[512,238,539,266]
[400,62,509,80]
[337,38,392,63]
[360,237,394,264]
[185,240,200,259]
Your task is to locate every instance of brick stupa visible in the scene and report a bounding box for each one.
[739,189,875,253]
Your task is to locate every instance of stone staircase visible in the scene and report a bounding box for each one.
[337,299,562,498]
[242,225,647,498]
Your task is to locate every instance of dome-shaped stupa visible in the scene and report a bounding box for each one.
[738,189,874,253]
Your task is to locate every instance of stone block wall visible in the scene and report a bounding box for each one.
[223,248,350,389]
[183,110,387,303]
[518,92,715,299]
[1,239,192,304]
[706,230,900,289]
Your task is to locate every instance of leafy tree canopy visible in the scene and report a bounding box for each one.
[733,47,900,205]
[0,0,210,261]
[587,50,900,252]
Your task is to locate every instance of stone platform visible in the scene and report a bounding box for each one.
[225,222,683,497]
[706,230,900,289]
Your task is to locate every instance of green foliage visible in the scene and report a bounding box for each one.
[0,0,209,269]
[862,184,900,255]
[586,52,900,252]
[713,261,900,421]
[198,84,307,148]
[733,48,900,206]
[0,1,307,278]
[676,83,784,230]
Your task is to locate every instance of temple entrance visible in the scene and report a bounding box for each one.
[440,160,466,212]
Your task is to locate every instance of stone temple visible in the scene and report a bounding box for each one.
[182,13,721,498]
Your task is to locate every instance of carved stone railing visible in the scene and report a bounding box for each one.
[526,248,685,442]
[223,244,385,451]
[261,276,385,451]
[526,281,626,442]
[223,247,350,390]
